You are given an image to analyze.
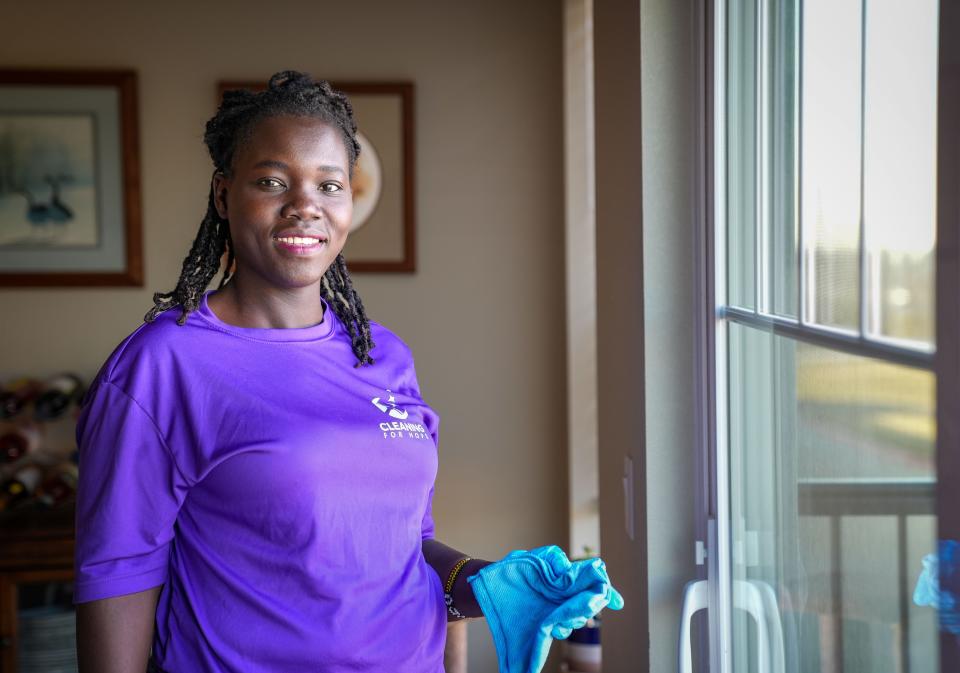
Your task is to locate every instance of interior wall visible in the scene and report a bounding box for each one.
[0,2,566,671]
[593,1,650,671]
[595,0,700,671]
[640,0,699,669]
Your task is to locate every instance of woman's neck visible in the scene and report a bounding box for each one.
[205,277,326,330]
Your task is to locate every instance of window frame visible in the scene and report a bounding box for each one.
[697,0,959,671]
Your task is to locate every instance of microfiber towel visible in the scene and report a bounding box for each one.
[467,545,624,673]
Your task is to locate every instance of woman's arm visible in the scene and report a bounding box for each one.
[422,538,492,621]
[76,585,161,673]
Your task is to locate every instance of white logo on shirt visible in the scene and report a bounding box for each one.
[371,390,409,419]
[371,390,429,441]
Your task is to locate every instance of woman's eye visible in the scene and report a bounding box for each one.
[258,178,284,189]
[321,182,344,193]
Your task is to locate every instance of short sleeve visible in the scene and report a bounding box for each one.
[73,379,189,603]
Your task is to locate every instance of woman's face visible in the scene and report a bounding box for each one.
[213,115,353,292]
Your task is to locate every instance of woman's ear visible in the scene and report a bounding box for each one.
[212,172,229,220]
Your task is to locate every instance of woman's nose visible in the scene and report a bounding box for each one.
[280,188,322,220]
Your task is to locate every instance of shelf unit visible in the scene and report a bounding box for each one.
[0,504,75,672]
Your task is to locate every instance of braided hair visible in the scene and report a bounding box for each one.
[144,70,375,367]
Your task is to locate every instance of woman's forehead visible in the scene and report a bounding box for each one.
[235,115,349,166]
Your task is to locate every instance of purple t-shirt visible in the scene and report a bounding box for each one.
[74,290,446,672]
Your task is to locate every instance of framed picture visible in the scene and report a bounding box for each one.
[217,80,415,273]
[0,69,143,286]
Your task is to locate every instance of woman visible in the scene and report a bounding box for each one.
[74,71,619,673]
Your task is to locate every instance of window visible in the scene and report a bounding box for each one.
[712,1,940,671]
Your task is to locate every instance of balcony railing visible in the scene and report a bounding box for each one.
[797,478,936,673]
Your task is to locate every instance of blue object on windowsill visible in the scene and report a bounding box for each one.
[913,539,960,634]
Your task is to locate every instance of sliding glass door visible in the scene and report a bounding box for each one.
[698,1,951,671]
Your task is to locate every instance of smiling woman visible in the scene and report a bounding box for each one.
[72,72,481,673]
[144,71,374,366]
[208,115,353,329]
[71,71,621,673]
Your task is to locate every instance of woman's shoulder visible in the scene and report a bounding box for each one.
[367,319,416,363]
[363,319,431,398]
[90,305,208,398]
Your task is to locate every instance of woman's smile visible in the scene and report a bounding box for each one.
[272,232,328,255]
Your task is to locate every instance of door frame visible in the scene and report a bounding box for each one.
[936,1,960,669]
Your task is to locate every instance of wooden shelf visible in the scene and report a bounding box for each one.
[0,503,75,672]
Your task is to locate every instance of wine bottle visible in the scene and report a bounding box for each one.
[36,462,79,507]
[33,374,84,421]
[0,423,40,463]
[0,378,43,419]
[0,464,42,511]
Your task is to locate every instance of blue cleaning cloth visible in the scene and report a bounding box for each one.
[914,539,960,634]
[467,545,624,673]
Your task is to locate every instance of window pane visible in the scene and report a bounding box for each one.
[727,0,800,319]
[770,0,800,318]
[728,0,937,344]
[801,0,862,330]
[863,0,938,347]
[797,342,935,480]
[727,323,937,672]
[726,0,758,311]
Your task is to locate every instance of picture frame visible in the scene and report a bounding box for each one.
[0,69,143,287]
[217,80,415,273]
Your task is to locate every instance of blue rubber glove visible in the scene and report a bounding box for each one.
[467,545,624,673]
[914,539,960,634]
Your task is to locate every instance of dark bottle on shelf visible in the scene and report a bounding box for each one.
[36,462,79,507]
[0,378,43,419]
[0,464,42,511]
[33,374,84,421]
[0,423,40,463]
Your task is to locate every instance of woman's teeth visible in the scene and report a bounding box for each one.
[276,236,321,245]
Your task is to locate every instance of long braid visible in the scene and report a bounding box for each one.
[145,71,374,366]
[337,255,375,362]
[320,255,375,367]
[144,183,231,325]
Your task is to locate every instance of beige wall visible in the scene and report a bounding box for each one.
[594,1,650,670]
[595,1,702,671]
[0,2,566,670]
[640,0,699,669]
